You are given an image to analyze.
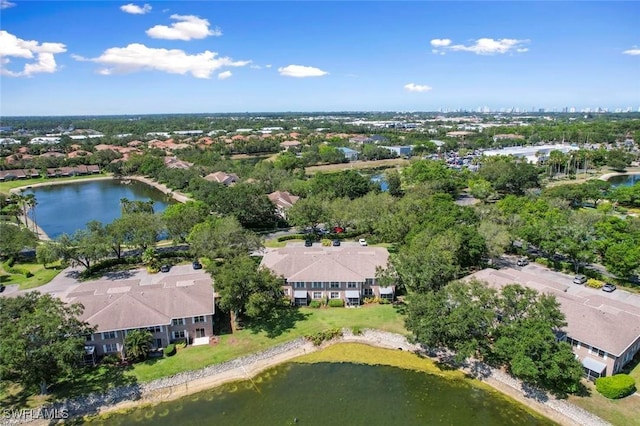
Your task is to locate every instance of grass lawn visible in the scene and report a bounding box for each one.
[0,261,63,290]
[305,158,409,175]
[264,238,303,248]
[0,174,110,196]
[128,304,406,383]
[569,381,640,426]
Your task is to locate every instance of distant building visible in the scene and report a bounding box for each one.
[204,171,239,186]
[173,130,204,136]
[30,137,61,144]
[337,147,359,161]
[483,144,579,164]
[380,145,413,156]
[349,136,374,145]
[279,140,302,151]
[268,191,300,218]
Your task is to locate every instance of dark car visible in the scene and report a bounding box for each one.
[602,283,616,293]
[0,284,5,293]
[304,240,313,247]
[192,260,203,270]
[160,264,171,273]
[332,239,341,246]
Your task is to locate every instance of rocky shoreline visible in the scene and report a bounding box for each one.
[8,330,610,426]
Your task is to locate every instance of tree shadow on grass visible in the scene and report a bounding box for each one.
[245,307,310,338]
[51,362,138,401]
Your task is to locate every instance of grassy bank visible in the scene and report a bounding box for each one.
[6,304,405,404]
[0,174,110,195]
[128,305,406,383]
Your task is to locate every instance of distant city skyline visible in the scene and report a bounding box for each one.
[1,1,639,116]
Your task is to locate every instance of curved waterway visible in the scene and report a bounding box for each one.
[606,173,640,187]
[92,363,555,426]
[24,179,173,238]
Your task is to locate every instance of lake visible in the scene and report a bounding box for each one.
[606,173,640,187]
[24,179,173,239]
[91,363,554,426]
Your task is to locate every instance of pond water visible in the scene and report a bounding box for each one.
[24,179,173,238]
[91,363,554,426]
[606,173,640,187]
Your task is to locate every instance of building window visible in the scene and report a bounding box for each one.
[172,330,186,339]
[365,278,374,286]
[347,282,357,289]
[295,282,306,289]
[363,288,374,296]
[330,292,340,299]
[283,288,290,296]
[194,315,206,323]
[312,282,323,288]
[101,331,117,340]
[103,343,118,353]
[313,292,322,299]
[147,326,162,333]
[172,318,185,326]
[330,282,340,289]
[85,334,94,342]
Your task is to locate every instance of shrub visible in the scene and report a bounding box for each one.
[309,300,322,308]
[277,234,306,242]
[174,339,187,349]
[328,299,344,308]
[163,344,176,357]
[595,374,636,399]
[351,326,363,335]
[101,354,121,365]
[24,271,33,278]
[586,278,605,289]
[535,258,550,267]
[305,328,343,346]
[321,239,332,247]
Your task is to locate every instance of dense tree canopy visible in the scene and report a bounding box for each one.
[0,292,94,394]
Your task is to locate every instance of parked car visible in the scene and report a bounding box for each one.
[358,238,367,246]
[192,260,203,270]
[332,239,341,246]
[0,284,5,293]
[572,275,587,285]
[516,257,529,266]
[602,283,616,293]
[304,240,313,247]
[160,264,171,273]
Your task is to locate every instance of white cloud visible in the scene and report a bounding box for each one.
[265,64,272,68]
[146,14,221,41]
[430,39,451,47]
[431,38,529,55]
[75,43,249,78]
[404,83,432,93]
[278,64,328,78]
[1,0,16,10]
[0,30,66,77]
[218,70,232,79]
[623,48,640,55]
[250,64,262,69]
[120,3,151,14]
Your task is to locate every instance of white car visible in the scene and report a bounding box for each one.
[358,238,367,246]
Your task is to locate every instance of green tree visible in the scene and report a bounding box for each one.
[286,195,329,231]
[162,201,209,243]
[124,329,154,362]
[0,223,37,259]
[0,292,94,394]
[213,255,286,321]
[55,222,111,269]
[187,216,262,260]
[36,242,60,268]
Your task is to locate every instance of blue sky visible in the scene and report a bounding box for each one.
[1,1,639,115]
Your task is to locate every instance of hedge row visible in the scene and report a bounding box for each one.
[595,374,636,399]
[163,344,176,357]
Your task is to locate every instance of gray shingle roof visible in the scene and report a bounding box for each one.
[66,275,214,333]
[260,246,389,282]
[467,268,640,357]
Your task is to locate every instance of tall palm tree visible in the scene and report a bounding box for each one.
[24,193,37,234]
[124,329,154,362]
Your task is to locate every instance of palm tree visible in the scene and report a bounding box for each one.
[124,329,154,362]
[24,193,37,234]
